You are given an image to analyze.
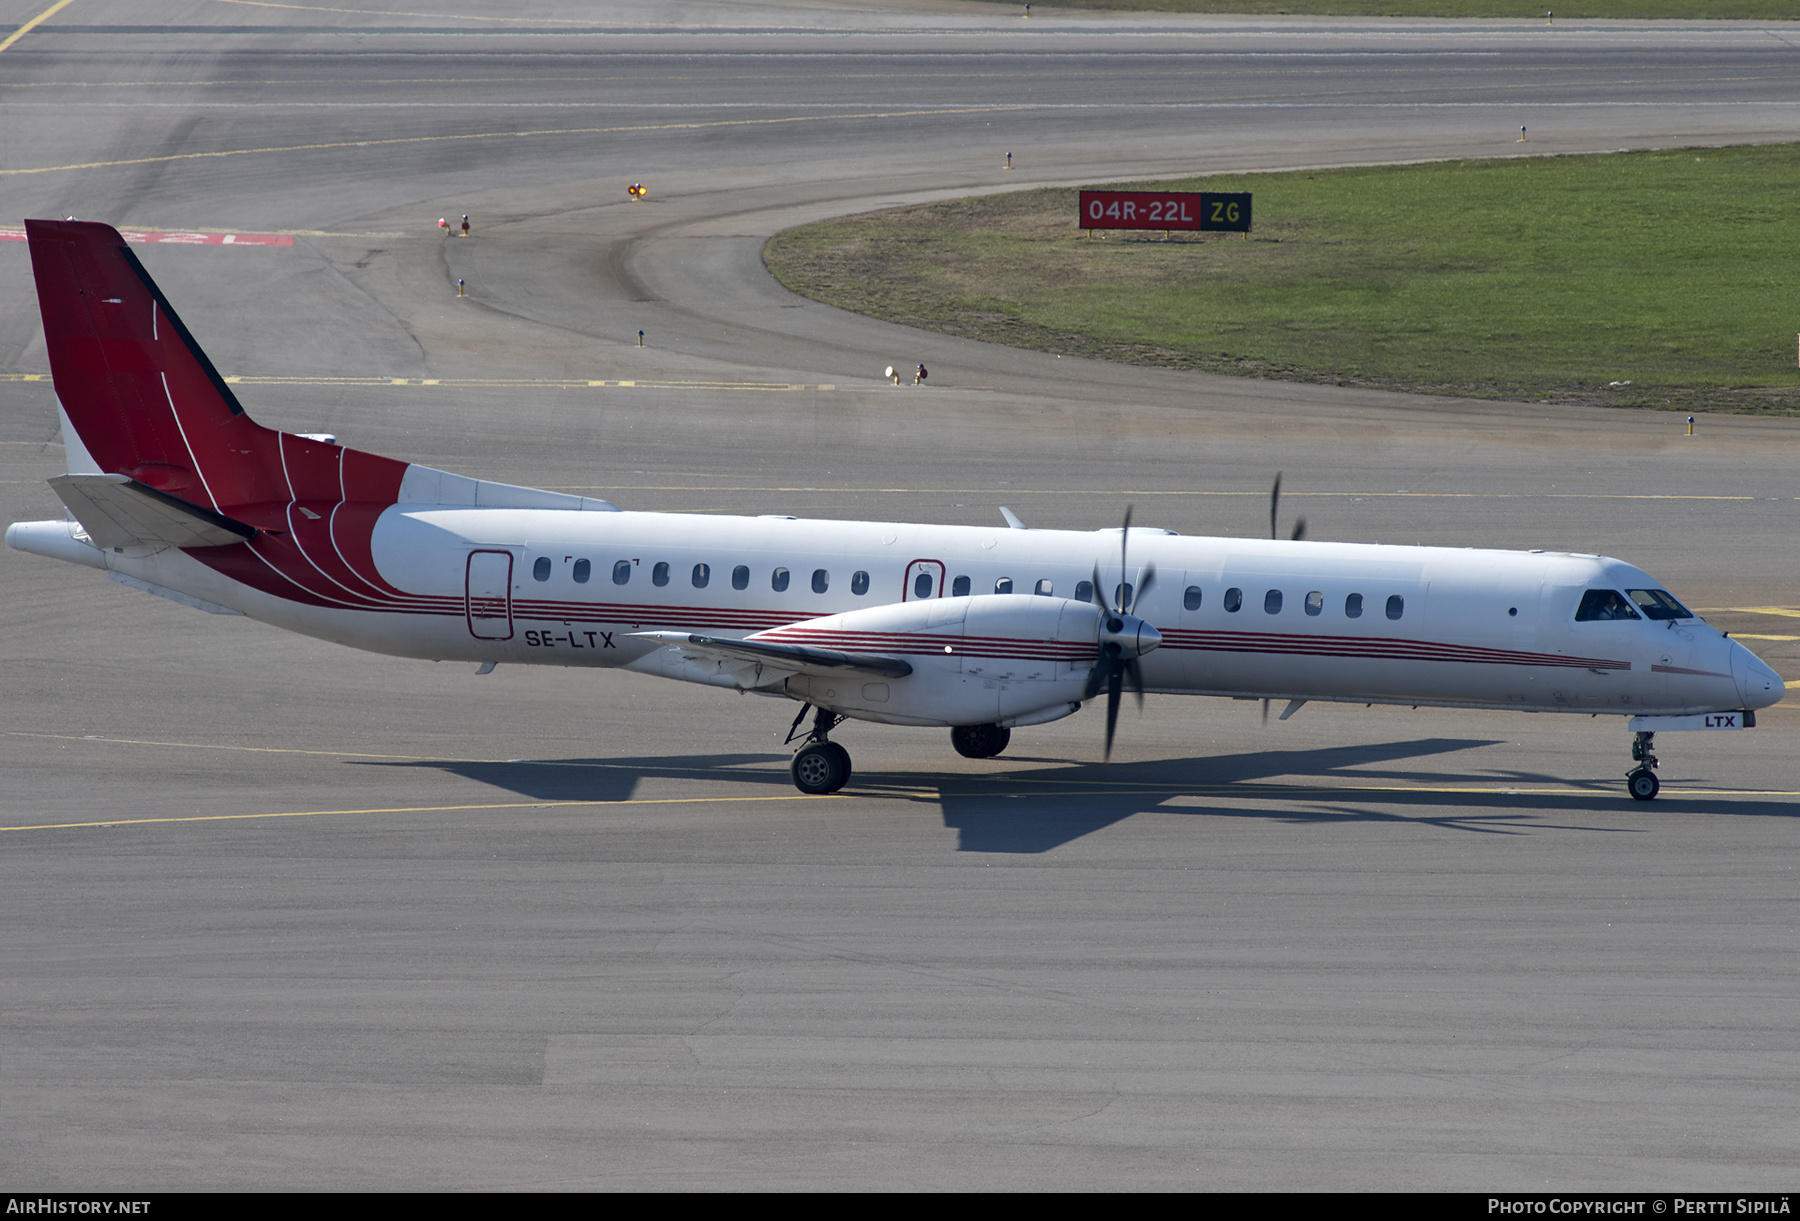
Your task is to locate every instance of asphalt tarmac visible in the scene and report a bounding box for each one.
[2,0,1796,1191]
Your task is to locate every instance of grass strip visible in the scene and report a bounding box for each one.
[764,145,1800,414]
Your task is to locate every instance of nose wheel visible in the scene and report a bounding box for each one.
[1626,731,1659,801]
[786,704,852,795]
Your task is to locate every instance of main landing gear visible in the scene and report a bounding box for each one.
[1627,731,1660,801]
[951,722,1011,760]
[786,704,851,795]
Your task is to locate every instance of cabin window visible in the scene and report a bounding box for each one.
[951,575,971,597]
[612,560,631,586]
[812,569,829,594]
[732,565,750,591]
[1264,589,1282,615]
[1184,586,1202,611]
[692,563,710,589]
[651,562,669,587]
[532,557,551,582]
[914,572,934,599]
[1304,590,1323,617]
[1036,579,1054,596]
[1626,589,1692,621]
[1575,589,1639,621]
[852,570,870,596]
[1115,583,1134,611]
[771,567,790,592]
[1223,587,1243,613]
[1386,594,1405,621]
[1345,593,1363,618]
[1074,580,1093,603]
[995,577,1014,595]
[572,559,591,584]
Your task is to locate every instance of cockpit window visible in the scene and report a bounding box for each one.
[1626,589,1693,621]
[1575,589,1641,622]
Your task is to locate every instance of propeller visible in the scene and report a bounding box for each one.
[1084,506,1163,761]
[1262,474,1305,726]
[1271,472,1306,542]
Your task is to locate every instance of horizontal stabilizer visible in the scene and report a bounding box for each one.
[630,631,914,680]
[49,473,257,550]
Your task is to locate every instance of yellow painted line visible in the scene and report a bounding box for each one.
[213,0,612,24]
[0,105,1029,178]
[8,782,1795,834]
[1,731,781,777]
[1733,634,1799,642]
[7,730,426,759]
[0,0,74,57]
[1729,607,1800,619]
[1,791,848,833]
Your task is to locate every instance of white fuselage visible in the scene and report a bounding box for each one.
[45,502,1778,730]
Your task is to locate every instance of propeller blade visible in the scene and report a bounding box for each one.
[1125,657,1145,713]
[1116,505,1133,614]
[1104,667,1123,761]
[1270,473,1282,541]
[1290,518,1307,542]
[1261,697,1270,726]
[1133,562,1155,613]
[1083,658,1107,701]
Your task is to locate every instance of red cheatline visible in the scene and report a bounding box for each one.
[0,228,292,246]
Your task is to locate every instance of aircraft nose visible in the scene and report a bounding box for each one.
[1729,640,1785,709]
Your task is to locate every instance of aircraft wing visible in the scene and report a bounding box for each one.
[49,473,258,550]
[630,631,915,681]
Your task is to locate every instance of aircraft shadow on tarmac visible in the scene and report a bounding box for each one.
[354,752,790,805]
[348,737,1794,854]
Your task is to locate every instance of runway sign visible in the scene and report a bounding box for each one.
[1078,190,1251,233]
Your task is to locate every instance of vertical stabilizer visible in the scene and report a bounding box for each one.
[24,219,407,516]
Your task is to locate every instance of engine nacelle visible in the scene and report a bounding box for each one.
[759,594,1106,727]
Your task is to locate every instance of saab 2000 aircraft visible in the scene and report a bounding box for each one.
[7,220,1784,798]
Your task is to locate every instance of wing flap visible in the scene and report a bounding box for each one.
[630,631,914,681]
[49,473,258,550]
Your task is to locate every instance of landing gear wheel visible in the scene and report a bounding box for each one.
[791,741,851,795]
[822,742,851,790]
[951,723,1012,759]
[1626,767,1660,802]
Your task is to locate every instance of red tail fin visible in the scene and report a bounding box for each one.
[25,219,404,517]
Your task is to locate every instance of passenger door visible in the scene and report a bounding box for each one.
[466,549,514,640]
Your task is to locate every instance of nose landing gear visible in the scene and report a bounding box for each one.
[786,703,851,795]
[1626,731,1659,801]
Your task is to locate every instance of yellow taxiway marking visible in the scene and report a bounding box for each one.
[1733,634,1799,642]
[1728,607,1800,619]
[0,0,74,57]
[8,781,1796,834]
[1,793,849,834]
[0,105,1031,178]
[7,730,426,760]
[213,0,612,23]
[8,736,1796,834]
